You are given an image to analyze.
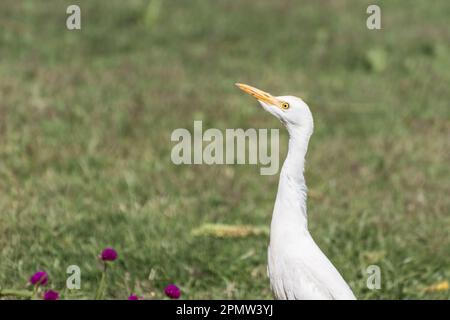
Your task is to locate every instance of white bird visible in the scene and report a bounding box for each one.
[236,83,356,300]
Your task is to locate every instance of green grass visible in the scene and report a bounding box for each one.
[0,0,449,299]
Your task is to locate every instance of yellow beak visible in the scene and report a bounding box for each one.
[235,83,284,108]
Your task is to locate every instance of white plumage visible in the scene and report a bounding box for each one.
[236,84,356,300]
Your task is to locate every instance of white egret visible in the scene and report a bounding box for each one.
[236,83,356,300]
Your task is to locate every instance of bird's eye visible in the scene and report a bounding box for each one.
[281,102,290,110]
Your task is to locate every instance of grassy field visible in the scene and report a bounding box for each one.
[0,0,449,299]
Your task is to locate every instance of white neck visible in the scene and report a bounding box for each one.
[271,126,312,235]
[267,112,356,300]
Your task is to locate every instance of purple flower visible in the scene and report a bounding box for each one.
[30,271,48,286]
[43,290,59,300]
[100,247,118,261]
[164,284,181,299]
[128,294,139,300]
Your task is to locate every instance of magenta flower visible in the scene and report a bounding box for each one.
[30,271,48,286]
[43,290,59,300]
[100,247,118,261]
[128,294,139,300]
[164,284,181,299]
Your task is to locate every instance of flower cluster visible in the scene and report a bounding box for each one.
[0,247,181,300]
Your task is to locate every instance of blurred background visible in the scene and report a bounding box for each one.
[0,0,449,299]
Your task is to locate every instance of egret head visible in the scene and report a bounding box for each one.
[235,83,313,134]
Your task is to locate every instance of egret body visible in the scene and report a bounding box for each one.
[236,83,356,300]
